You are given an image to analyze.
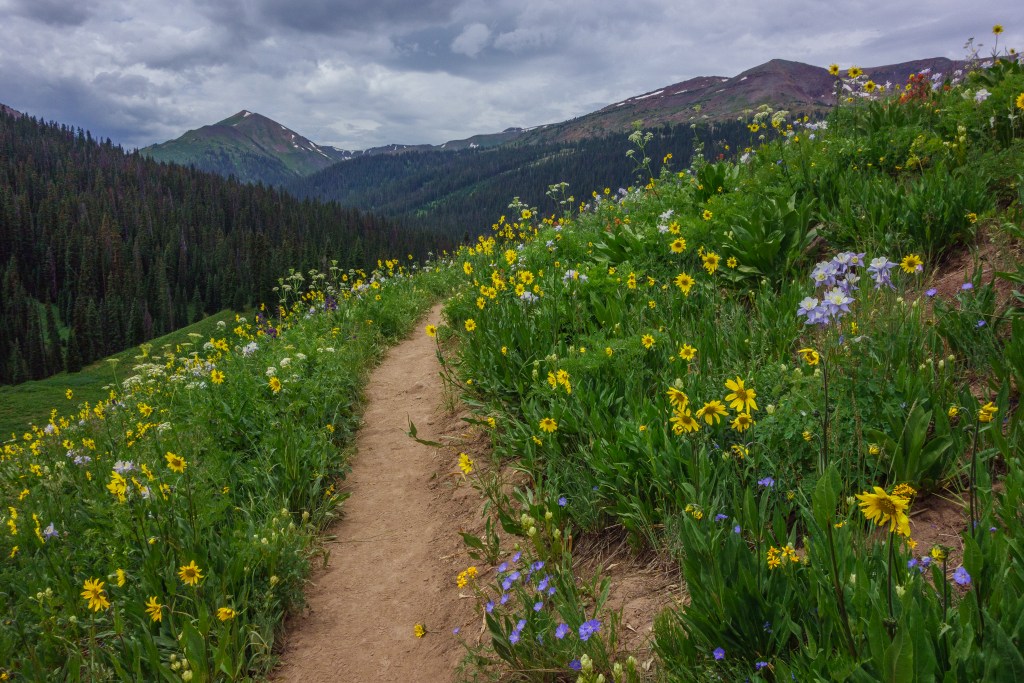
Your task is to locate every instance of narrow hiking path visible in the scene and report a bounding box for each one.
[272,303,478,682]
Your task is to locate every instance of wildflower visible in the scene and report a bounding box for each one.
[555,623,570,639]
[978,401,998,423]
[802,431,813,442]
[425,324,437,337]
[539,417,558,433]
[953,567,971,586]
[65,389,73,400]
[867,257,896,289]
[726,256,738,268]
[457,452,474,475]
[678,344,697,361]
[558,496,567,507]
[670,238,687,253]
[81,578,110,612]
[641,334,655,349]
[758,476,775,488]
[828,64,840,76]
[145,596,163,622]
[210,369,225,384]
[848,66,863,78]
[856,487,911,536]
[43,523,58,540]
[696,400,728,425]
[702,251,721,275]
[414,623,426,638]
[925,288,938,297]
[463,262,473,275]
[891,483,916,499]
[713,647,725,661]
[670,408,700,434]
[948,405,959,419]
[165,452,187,473]
[269,376,282,393]
[868,443,880,455]
[464,319,476,332]
[674,272,696,295]
[930,545,947,562]
[578,619,602,641]
[116,568,126,587]
[1017,93,1024,111]
[178,560,204,587]
[724,376,757,413]
[756,662,769,671]
[217,607,237,621]
[666,387,689,409]
[993,24,1004,34]
[797,348,820,365]
[702,209,713,221]
[715,513,728,522]
[731,412,754,432]
[900,254,924,274]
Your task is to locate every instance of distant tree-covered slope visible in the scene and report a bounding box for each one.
[0,110,449,385]
[288,120,755,236]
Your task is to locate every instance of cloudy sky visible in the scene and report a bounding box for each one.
[1,0,1021,150]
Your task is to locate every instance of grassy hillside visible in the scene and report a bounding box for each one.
[439,55,1024,680]
[0,310,239,439]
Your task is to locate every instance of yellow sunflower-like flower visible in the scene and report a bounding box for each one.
[425,324,437,338]
[696,400,728,425]
[702,252,721,275]
[797,348,820,366]
[178,560,204,587]
[464,319,476,332]
[848,66,863,78]
[669,238,687,253]
[641,334,655,349]
[81,578,110,612]
[539,417,558,433]
[828,63,840,76]
[165,452,187,474]
[145,596,163,622]
[978,401,998,423]
[1017,92,1024,111]
[856,486,911,536]
[731,412,754,432]
[678,344,697,361]
[724,377,757,413]
[674,272,695,295]
[217,607,237,621]
[269,376,282,393]
[666,387,689,409]
[899,254,923,274]
[702,209,713,221]
[670,408,700,434]
[457,452,474,475]
[993,24,1004,35]
[726,256,738,268]
[414,623,426,638]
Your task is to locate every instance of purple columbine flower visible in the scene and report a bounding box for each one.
[578,619,602,641]
[953,566,971,586]
[713,647,725,661]
[867,257,896,289]
[43,523,58,540]
[555,623,570,639]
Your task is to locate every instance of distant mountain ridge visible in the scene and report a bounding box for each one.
[141,110,352,185]
[1,103,23,119]
[141,55,961,186]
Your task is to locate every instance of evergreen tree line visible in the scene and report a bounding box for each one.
[0,111,450,385]
[288,120,757,238]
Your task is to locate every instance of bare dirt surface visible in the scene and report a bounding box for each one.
[272,304,480,683]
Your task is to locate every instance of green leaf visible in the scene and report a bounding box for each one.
[882,628,915,683]
[812,462,841,531]
[406,417,444,448]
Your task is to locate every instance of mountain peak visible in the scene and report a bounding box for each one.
[1,103,23,119]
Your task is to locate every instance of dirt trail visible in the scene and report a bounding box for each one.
[272,303,477,683]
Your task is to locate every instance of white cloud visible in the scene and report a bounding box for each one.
[451,22,491,57]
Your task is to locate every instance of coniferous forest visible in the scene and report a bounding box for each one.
[0,110,449,385]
